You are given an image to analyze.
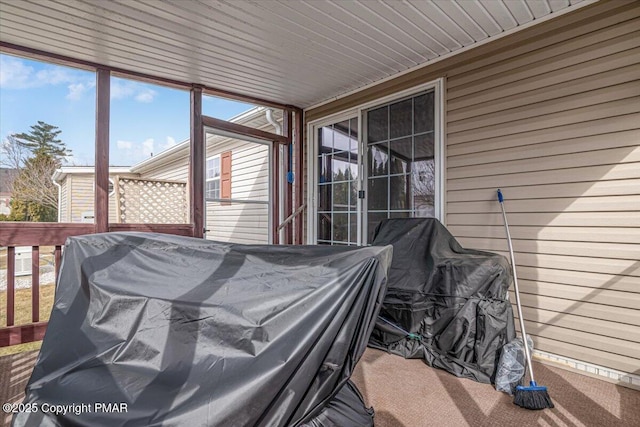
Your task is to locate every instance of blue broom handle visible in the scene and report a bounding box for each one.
[497,189,536,383]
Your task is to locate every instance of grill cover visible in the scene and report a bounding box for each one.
[15,232,391,427]
[368,218,515,383]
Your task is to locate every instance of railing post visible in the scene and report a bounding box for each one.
[31,246,40,323]
[6,247,15,327]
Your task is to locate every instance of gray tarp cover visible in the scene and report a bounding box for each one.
[14,233,392,427]
[368,219,515,383]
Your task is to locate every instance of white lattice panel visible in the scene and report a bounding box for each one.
[117,178,187,224]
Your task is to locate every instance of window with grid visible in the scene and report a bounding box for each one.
[316,118,358,245]
[206,155,220,200]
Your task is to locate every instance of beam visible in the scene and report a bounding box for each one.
[202,116,289,145]
[0,223,95,247]
[95,68,110,233]
[0,322,48,347]
[190,86,205,238]
[0,42,296,112]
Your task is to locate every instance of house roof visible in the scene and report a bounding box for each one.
[130,106,280,174]
[52,166,131,183]
[0,0,594,109]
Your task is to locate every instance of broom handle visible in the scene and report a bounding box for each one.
[498,189,536,383]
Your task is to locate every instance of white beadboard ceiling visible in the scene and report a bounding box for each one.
[0,0,590,109]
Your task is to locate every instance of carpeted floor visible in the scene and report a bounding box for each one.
[352,348,640,427]
[1,349,638,427]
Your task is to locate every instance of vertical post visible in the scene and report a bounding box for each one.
[272,142,280,244]
[283,111,293,244]
[54,246,62,283]
[31,246,40,323]
[294,109,304,244]
[190,86,204,238]
[95,68,110,233]
[7,246,15,327]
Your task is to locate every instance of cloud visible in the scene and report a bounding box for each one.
[116,140,133,150]
[66,82,93,100]
[111,79,157,103]
[134,89,156,103]
[0,56,94,101]
[163,136,176,150]
[142,138,155,157]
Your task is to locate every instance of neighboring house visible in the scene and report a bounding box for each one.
[0,168,17,216]
[52,167,134,223]
[54,107,279,244]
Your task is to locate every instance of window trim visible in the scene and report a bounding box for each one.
[306,78,445,245]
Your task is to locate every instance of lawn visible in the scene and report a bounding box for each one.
[0,284,56,357]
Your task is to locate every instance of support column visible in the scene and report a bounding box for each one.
[283,111,293,244]
[95,68,110,234]
[272,142,280,244]
[294,109,304,244]
[190,86,204,238]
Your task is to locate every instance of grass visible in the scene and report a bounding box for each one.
[0,246,56,269]
[0,283,55,357]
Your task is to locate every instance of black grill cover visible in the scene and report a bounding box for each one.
[14,233,392,427]
[368,219,515,383]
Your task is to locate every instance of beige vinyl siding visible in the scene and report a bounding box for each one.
[68,175,94,223]
[304,0,640,374]
[64,173,128,223]
[205,139,269,244]
[141,157,189,182]
[445,2,640,374]
[59,179,68,222]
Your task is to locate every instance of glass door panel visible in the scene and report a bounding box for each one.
[365,91,435,243]
[316,118,359,245]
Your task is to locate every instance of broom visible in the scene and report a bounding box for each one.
[497,189,554,410]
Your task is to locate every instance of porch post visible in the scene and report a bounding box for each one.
[190,86,204,238]
[294,109,304,244]
[95,68,110,234]
[272,142,280,244]
[283,111,293,244]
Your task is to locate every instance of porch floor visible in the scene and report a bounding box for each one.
[1,348,638,426]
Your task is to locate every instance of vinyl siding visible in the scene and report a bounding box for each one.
[205,139,270,244]
[64,174,127,223]
[59,179,68,222]
[304,0,640,374]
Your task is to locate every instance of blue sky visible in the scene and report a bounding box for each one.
[0,54,254,167]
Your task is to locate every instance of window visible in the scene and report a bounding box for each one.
[206,155,221,200]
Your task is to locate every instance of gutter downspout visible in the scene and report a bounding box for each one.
[52,173,62,223]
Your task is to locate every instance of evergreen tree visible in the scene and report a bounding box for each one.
[14,121,71,161]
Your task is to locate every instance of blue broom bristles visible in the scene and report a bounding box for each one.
[514,381,554,410]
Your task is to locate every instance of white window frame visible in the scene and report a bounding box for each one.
[307,78,445,245]
[205,154,221,200]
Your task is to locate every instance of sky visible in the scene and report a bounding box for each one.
[0,53,254,167]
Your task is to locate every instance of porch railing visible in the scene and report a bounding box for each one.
[0,222,193,348]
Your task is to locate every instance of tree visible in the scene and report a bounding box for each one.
[2,121,70,222]
[11,154,59,213]
[0,134,28,169]
[14,121,71,161]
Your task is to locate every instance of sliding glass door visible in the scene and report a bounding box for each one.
[312,87,438,246]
